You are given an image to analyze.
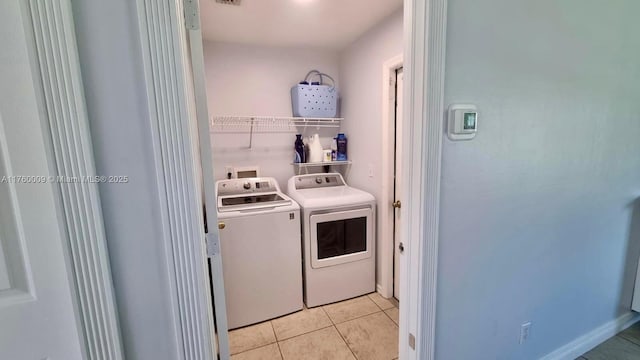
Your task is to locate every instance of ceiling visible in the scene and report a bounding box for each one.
[199,0,403,49]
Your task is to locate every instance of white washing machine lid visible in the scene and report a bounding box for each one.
[218,192,293,212]
[287,174,375,209]
[216,177,299,213]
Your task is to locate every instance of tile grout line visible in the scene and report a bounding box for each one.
[322,296,386,325]
[230,295,397,358]
[320,305,337,326]
[329,309,385,326]
[618,332,640,347]
[581,334,640,360]
[228,321,279,357]
[269,321,285,360]
[319,304,360,359]
[276,341,285,360]
[323,302,402,360]
[334,323,360,360]
[615,334,640,348]
[369,292,400,310]
[381,308,400,327]
[330,302,398,360]
[276,323,335,343]
[334,309,399,359]
[368,293,391,312]
[371,292,401,327]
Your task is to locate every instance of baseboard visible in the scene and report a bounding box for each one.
[376,283,393,298]
[540,311,640,360]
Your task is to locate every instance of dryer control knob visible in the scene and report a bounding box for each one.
[315,177,323,184]
[243,182,251,190]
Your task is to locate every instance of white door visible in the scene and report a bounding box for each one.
[393,68,404,300]
[0,1,84,359]
[183,8,230,359]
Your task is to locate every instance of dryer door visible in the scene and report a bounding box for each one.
[310,207,373,269]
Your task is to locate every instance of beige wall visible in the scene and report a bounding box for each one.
[338,9,403,288]
[203,42,341,186]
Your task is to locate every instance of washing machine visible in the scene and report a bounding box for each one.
[216,177,303,329]
[287,173,376,307]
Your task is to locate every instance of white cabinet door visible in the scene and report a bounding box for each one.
[0,2,83,359]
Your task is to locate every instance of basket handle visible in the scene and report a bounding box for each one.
[303,70,321,83]
[303,70,336,90]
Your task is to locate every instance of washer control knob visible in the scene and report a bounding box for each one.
[315,177,323,184]
[243,182,251,190]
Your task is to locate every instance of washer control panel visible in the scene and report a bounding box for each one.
[217,177,279,196]
[293,173,346,190]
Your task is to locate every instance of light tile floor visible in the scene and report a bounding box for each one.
[229,293,399,360]
[577,321,640,360]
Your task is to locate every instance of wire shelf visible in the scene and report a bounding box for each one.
[291,161,352,167]
[291,161,352,175]
[210,116,343,133]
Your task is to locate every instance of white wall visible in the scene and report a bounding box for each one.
[72,0,181,358]
[203,42,341,187]
[437,1,640,358]
[338,9,403,289]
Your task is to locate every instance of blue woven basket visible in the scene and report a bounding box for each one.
[291,70,339,118]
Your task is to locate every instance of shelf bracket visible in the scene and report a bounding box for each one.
[248,117,254,149]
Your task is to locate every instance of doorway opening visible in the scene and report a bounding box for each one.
[196,0,405,358]
[381,54,404,304]
[138,0,448,357]
[393,66,404,301]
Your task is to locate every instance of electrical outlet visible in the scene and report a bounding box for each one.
[519,322,532,344]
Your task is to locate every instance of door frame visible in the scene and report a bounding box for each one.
[19,0,124,358]
[134,0,449,359]
[380,54,403,300]
[400,1,448,359]
[134,0,220,359]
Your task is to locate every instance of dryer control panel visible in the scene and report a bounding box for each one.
[293,173,346,190]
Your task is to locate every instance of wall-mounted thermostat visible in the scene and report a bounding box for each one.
[447,104,478,141]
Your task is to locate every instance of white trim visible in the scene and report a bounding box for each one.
[380,54,403,299]
[633,260,640,312]
[135,1,185,358]
[135,0,216,359]
[400,0,447,359]
[540,312,640,360]
[185,0,230,357]
[26,0,124,358]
